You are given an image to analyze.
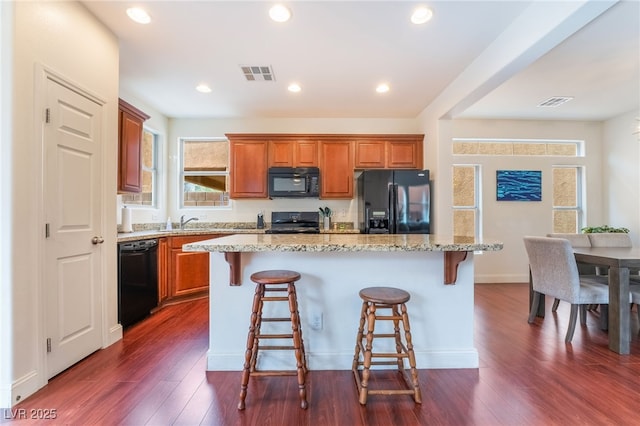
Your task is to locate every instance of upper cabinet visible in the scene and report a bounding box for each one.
[354,135,423,170]
[387,139,423,169]
[269,139,318,167]
[354,140,386,168]
[228,136,269,198]
[227,133,424,199]
[118,99,149,193]
[319,140,354,199]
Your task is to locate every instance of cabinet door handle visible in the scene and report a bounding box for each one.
[92,236,105,244]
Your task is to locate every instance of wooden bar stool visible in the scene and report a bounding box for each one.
[352,286,421,405]
[238,270,308,410]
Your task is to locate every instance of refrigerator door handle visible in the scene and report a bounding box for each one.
[389,183,398,234]
[364,207,370,234]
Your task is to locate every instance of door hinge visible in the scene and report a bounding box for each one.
[46,338,52,353]
[45,108,50,124]
[45,223,50,238]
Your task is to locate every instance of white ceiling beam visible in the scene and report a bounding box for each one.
[421,0,619,121]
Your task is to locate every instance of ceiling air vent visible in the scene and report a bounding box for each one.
[240,65,275,82]
[537,96,574,108]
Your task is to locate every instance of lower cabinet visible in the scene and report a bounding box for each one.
[158,237,169,304]
[158,234,225,304]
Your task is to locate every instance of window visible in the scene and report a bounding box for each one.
[552,166,584,233]
[452,165,481,238]
[122,128,157,207]
[180,138,230,208]
[452,138,582,156]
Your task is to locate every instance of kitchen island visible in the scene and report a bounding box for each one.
[184,234,502,371]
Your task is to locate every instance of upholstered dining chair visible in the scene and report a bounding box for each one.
[546,233,595,311]
[547,233,592,248]
[587,233,639,277]
[587,233,632,248]
[524,236,610,343]
[631,287,640,323]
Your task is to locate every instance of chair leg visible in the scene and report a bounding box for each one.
[352,302,368,371]
[287,283,308,410]
[599,304,609,331]
[359,303,376,405]
[528,292,542,323]
[238,284,264,410]
[400,302,422,404]
[565,304,579,343]
[552,298,560,312]
[579,305,587,326]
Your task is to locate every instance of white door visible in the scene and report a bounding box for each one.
[43,76,104,378]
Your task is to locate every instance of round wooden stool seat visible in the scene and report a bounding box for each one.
[359,286,410,305]
[250,270,301,285]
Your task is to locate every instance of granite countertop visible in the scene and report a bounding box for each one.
[117,225,359,242]
[183,233,503,253]
[117,227,260,242]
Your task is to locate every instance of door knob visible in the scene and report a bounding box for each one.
[92,236,105,244]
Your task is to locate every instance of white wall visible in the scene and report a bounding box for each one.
[602,110,640,246]
[7,1,119,405]
[0,0,14,410]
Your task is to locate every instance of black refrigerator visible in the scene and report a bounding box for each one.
[357,170,431,234]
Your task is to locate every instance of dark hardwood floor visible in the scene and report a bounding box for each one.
[5,283,640,425]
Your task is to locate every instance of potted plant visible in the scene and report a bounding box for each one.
[581,225,629,234]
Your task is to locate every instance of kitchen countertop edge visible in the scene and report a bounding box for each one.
[183,234,503,253]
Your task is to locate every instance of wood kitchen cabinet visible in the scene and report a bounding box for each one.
[387,138,423,169]
[268,139,318,167]
[319,140,354,199]
[158,237,169,304]
[354,140,386,168]
[354,136,423,169]
[168,234,223,299]
[118,99,150,193]
[228,137,268,198]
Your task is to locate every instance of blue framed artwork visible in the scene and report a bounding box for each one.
[496,170,542,201]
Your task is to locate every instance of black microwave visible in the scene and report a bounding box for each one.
[268,167,320,198]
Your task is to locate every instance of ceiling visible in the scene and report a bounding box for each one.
[82,1,639,121]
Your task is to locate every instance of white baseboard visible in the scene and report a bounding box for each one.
[475,273,528,283]
[105,323,123,347]
[7,369,42,408]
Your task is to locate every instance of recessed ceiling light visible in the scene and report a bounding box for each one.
[411,6,433,24]
[126,7,151,24]
[288,83,301,93]
[269,4,292,23]
[376,83,390,94]
[196,84,212,93]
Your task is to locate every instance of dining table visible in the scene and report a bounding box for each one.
[572,247,640,354]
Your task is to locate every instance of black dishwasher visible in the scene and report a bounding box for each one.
[117,239,159,328]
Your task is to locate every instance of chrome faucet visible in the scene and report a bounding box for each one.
[180,215,199,230]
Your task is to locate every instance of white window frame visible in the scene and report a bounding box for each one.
[123,127,158,209]
[179,137,230,209]
[552,165,585,233]
[452,164,482,240]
